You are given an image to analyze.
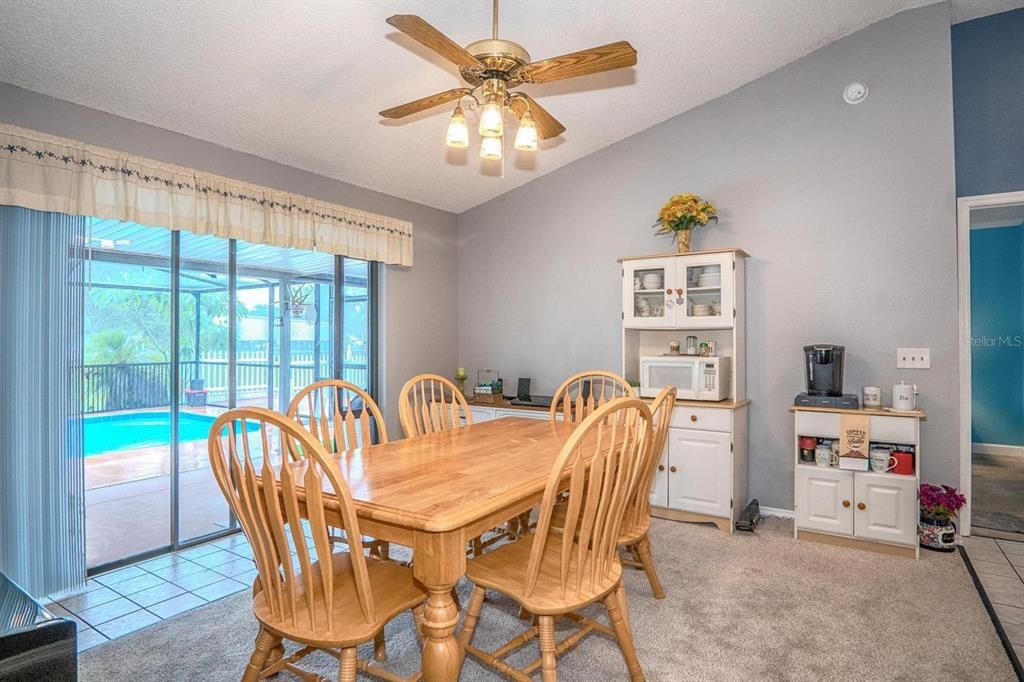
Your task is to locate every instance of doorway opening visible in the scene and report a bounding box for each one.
[958,192,1024,538]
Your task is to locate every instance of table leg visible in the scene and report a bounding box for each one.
[413,530,466,682]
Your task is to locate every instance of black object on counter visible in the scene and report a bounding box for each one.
[803,344,846,396]
[0,571,77,681]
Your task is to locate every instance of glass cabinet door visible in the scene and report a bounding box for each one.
[678,254,733,329]
[622,257,678,328]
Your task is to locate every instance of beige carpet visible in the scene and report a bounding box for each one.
[80,518,1016,681]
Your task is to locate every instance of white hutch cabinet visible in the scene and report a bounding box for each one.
[792,406,925,558]
[621,249,749,533]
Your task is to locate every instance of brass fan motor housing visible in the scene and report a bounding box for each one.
[460,39,532,87]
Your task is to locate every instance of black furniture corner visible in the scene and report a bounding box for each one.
[0,571,77,681]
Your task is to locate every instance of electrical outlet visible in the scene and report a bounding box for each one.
[897,348,930,369]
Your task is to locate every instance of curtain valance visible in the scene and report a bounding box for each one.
[0,123,413,266]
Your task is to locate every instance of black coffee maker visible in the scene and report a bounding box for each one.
[794,344,860,408]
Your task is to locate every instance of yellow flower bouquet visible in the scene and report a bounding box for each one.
[652,192,718,253]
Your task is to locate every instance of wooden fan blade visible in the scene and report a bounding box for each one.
[520,40,637,84]
[509,95,566,139]
[379,89,466,119]
[386,15,482,69]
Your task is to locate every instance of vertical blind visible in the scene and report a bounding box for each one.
[0,206,86,598]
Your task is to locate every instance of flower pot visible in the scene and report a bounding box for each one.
[676,230,692,254]
[919,514,956,552]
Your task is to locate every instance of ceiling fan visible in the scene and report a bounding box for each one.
[379,0,637,160]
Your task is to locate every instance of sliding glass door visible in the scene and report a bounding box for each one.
[83,220,375,571]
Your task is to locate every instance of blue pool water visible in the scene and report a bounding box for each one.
[83,412,257,456]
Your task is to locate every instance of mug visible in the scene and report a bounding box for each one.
[862,386,881,409]
[869,447,896,472]
[815,446,838,468]
[891,449,914,475]
[686,336,698,354]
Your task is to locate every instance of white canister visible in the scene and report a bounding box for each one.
[862,386,881,408]
[892,381,918,411]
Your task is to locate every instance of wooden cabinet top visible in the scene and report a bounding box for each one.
[618,247,750,262]
[789,405,927,421]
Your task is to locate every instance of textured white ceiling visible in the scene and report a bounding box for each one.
[0,0,1016,213]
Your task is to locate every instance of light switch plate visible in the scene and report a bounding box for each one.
[897,348,930,369]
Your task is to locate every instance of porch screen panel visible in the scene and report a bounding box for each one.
[0,205,86,598]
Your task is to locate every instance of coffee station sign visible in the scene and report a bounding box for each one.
[838,413,870,471]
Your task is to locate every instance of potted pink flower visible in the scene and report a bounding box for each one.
[918,483,966,552]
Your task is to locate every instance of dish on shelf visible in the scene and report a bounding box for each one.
[697,273,721,287]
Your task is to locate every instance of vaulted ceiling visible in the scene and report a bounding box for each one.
[0,0,1018,213]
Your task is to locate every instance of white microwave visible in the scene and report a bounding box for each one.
[639,355,730,401]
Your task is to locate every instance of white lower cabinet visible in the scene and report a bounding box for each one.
[666,427,732,518]
[854,473,917,546]
[795,467,854,536]
[494,407,549,421]
[649,451,669,509]
[468,407,496,423]
[795,467,917,547]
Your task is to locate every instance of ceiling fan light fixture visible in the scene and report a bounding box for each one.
[514,111,538,151]
[445,104,469,148]
[478,98,504,138]
[480,134,503,160]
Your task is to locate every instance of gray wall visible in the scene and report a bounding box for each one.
[0,83,459,438]
[457,3,958,509]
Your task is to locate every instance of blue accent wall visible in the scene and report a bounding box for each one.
[951,8,1024,197]
[970,224,1024,446]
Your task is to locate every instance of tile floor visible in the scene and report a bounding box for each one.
[49,529,316,653]
[963,535,1024,665]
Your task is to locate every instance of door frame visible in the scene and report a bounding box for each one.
[956,189,1024,537]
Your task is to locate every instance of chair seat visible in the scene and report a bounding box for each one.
[253,551,426,648]
[466,534,621,615]
[549,500,650,546]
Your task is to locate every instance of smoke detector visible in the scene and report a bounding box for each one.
[843,81,869,104]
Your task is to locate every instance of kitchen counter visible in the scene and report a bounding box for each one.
[469,396,750,412]
[789,405,927,421]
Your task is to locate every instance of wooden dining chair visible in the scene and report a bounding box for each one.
[549,370,636,426]
[208,406,426,682]
[398,373,472,438]
[459,398,654,682]
[287,379,393,564]
[619,386,676,599]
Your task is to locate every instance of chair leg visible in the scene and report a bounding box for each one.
[538,615,558,682]
[458,585,486,648]
[605,582,645,682]
[635,534,666,599]
[338,647,358,682]
[379,541,391,560]
[242,627,278,682]
[412,603,427,643]
[373,628,387,661]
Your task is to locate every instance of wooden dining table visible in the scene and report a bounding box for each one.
[267,416,578,682]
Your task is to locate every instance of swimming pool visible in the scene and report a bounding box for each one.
[83,411,257,456]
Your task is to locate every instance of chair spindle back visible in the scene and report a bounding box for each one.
[528,398,653,601]
[621,386,676,536]
[287,379,388,456]
[208,407,375,633]
[398,373,472,438]
[550,371,636,427]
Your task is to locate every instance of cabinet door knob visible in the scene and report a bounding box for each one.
[669,466,678,473]
[658,465,665,472]
[665,288,672,295]
[675,288,683,296]
[857,502,866,510]
[842,500,851,508]
[690,414,698,422]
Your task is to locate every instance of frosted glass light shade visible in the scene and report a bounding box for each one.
[445,106,469,148]
[478,99,504,137]
[514,113,538,151]
[480,135,503,160]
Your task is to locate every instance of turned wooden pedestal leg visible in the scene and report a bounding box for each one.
[413,530,466,682]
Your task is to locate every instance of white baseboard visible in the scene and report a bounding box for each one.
[759,506,795,520]
[973,442,1024,457]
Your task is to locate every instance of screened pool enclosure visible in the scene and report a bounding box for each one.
[82,218,375,569]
